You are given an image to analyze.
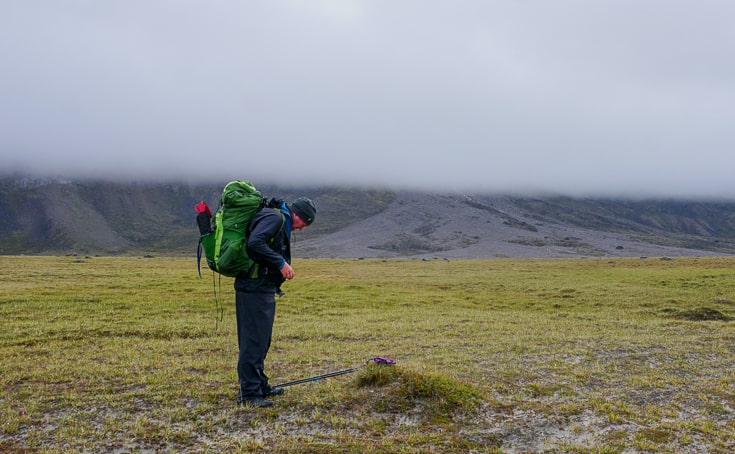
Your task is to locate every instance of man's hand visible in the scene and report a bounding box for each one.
[280,262,295,280]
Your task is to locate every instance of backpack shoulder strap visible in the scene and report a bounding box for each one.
[246,209,287,279]
[273,208,286,239]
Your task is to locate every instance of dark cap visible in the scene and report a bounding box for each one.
[290,197,317,225]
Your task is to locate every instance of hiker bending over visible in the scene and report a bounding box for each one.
[235,197,317,408]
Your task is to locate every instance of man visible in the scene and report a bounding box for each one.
[235,196,317,407]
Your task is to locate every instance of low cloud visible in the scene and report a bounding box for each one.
[2,1,734,198]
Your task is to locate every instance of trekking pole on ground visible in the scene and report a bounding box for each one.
[274,356,396,388]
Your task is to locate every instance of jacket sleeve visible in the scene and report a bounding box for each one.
[247,209,285,269]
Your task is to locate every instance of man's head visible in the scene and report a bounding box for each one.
[289,197,317,230]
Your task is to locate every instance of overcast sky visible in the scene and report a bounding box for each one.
[2,1,734,198]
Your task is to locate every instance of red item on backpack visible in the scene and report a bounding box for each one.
[195,201,212,217]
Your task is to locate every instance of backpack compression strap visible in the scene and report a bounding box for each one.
[212,210,225,273]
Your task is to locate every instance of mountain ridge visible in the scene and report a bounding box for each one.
[2,176,735,258]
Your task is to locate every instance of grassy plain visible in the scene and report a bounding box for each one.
[1,255,734,453]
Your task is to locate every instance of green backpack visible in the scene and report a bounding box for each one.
[197,180,265,277]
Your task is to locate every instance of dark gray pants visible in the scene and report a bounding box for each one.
[235,291,276,398]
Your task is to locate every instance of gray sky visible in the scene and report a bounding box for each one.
[2,1,734,198]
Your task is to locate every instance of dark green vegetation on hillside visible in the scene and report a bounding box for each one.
[515,197,735,253]
[1,256,734,452]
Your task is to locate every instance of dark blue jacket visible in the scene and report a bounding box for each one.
[234,207,290,293]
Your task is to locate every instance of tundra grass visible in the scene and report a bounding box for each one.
[1,256,734,452]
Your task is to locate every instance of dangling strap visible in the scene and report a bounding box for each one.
[213,271,224,330]
[197,240,203,278]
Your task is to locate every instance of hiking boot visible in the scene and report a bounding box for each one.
[238,396,274,408]
[264,386,284,397]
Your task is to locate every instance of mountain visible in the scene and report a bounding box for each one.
[2,176,735,258]
[298,192,735,259]
[0,176,394,256]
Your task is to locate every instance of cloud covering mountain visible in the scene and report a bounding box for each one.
[2,1,735,198]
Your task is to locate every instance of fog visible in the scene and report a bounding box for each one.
[2,1,735,198]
